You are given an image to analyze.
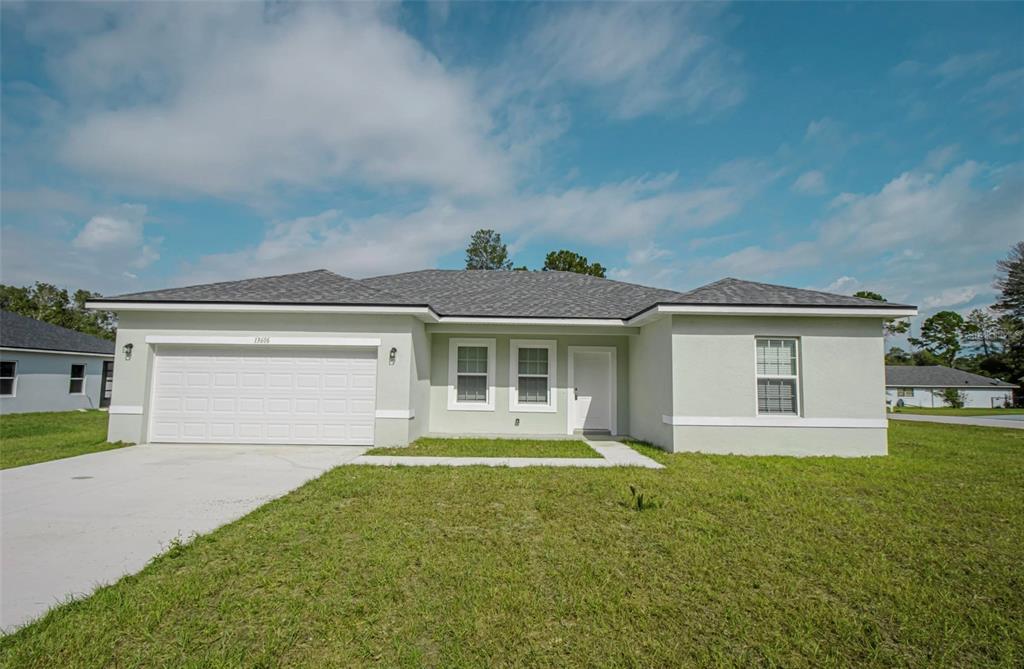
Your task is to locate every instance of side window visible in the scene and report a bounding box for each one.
[755,338,799,415]
[0,361,16,397]
[69,363,86,394]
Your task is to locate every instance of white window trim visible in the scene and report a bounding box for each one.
[0,360,16,397]
[447,338,496,411]
[509,339,557,413]
[69,363,87,395]
[754,337,800,416]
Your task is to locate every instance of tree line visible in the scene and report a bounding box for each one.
[464,229,607,277]
[0,283,117,340]
[879,241,1023,393]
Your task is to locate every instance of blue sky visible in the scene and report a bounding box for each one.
[1,2,1021,331]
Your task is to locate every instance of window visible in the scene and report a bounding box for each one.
[509,340,557,412]
[897,387,914,398]
[0,361,16,397]
[69,363,86,394]
[755,338,799,415]
[448,338,495,410]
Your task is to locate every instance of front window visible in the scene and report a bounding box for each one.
[756,338,799,415]
[448,339,495,411]
[0,361,16,397]
[69,363,86,394]
[897,387,913,397]
[510,340,557,412]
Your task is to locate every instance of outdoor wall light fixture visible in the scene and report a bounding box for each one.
[123,343,134,360]
[389,347,397,365]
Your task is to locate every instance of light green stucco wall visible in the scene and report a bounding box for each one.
[106,311,423,446]
[426,328,631,437]
[627,317,673,449]
[667,315,887,456]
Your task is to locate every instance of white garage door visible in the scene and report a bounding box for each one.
[149,346,377,445]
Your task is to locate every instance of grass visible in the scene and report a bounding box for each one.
[366,437,601,458]
[2,422,1023,667]
[893,406,1024,416]
[0,410,129,469]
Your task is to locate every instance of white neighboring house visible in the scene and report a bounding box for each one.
[0,311,115,414]
[87,269,918,457]
[885,365,1017,409]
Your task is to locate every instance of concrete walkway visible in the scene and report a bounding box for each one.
[889,414,1024,429]
[1,443,367,631]
[351,437,664,469]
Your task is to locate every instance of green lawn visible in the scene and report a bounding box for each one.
[893,407,1024,416]
[367,437,600,458]
[2,422,1023,667]
[0,410,129,469]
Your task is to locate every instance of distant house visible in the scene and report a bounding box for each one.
[0,311,115,415]
[885,365,1017,409]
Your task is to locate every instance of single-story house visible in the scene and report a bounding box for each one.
[885,365,1017,409]
[0,310,115,414]
[86,269,917,457]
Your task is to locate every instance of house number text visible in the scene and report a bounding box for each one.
[253,336,271,344]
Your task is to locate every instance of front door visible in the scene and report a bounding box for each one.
[570,348,614,433]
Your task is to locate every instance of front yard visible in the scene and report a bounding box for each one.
[0,410,128,469]
[2,422,1022,666]
[367,437,600,458]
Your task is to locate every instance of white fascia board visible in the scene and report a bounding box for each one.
[435,316,626,327]
[0,346,114,358]
[886,384,1017,389]
[86,301,439,319]
[629,304,918,325]
[145,335,381,347]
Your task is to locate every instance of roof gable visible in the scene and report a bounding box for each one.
[0,311,115,355]
[669,278,914,309]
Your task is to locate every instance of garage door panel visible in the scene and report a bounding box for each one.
[150,346,377,445]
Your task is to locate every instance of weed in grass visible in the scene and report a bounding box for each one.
[623,484,661,511]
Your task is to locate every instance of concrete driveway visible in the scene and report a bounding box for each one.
[1,443,366,631]
[889,414,1024,429]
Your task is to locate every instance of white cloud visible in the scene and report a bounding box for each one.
[521,3,744,119]
[51,4,508,198]
[176,174,745,284]
[933,51,997,83]
[1,204,160,292]
[923,145,959,171]
[792,170,826,195]
[823,276,860,294]
[921,285,985,310]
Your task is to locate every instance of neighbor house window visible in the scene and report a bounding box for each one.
[69,363,86,394]
[0,361,16,397]
[755,338,799,415]
[897,387,914,397]
[509,340,557,413]
[448,338,495,411]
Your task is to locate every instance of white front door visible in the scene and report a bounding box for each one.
[569,348,615,433]
[149,346,377,445]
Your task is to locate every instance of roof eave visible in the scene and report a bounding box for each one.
[626,303,918,325]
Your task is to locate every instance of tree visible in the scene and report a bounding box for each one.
[994,241,1024,319]
[0,282,116,340]
[464,229,512,270]
[940,387,967,409]
[908,310,965,366]
[885,347,913,365]
[542,250,606,278]
[962,308,999,356]
[853,290,910,337]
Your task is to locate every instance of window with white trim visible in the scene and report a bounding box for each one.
[448,338,495,411]
[897,387,913,398]
[755,338,799,415]
[509,340,557,412]
[0,361,16,397]
[69,363,86,394]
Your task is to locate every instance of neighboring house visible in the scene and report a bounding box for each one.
[0,310,115,415]
[885,365,1016,409]
[87,270,917,457]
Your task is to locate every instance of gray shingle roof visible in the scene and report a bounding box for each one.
[885,365,1017,388]
[362,270,686,319]
[102,269,416,306]
[669,278,914,309]
[0,311,115,355]
[98,269,917,319]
